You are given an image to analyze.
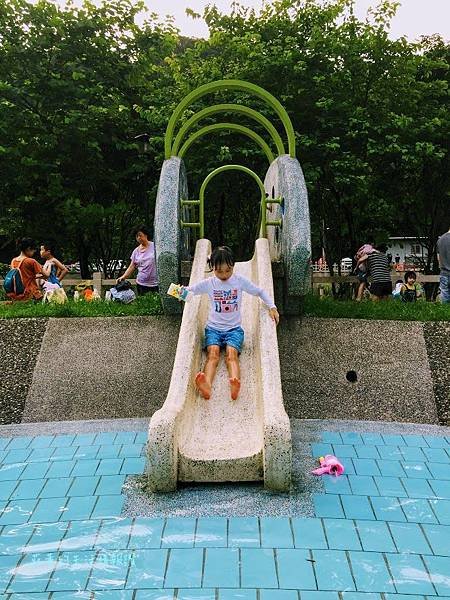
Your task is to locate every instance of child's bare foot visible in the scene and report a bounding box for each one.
[229,377,241,400]
[195,372,211,400]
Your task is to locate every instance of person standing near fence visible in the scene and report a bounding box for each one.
[354,243,375,302]
[367,244,393,300]
[437,227,450,303]
[117,225,158,295]
[357,243,392,301]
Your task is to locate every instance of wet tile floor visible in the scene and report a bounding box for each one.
[0,429,450,599]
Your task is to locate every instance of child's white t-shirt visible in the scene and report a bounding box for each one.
[187,273,276,331]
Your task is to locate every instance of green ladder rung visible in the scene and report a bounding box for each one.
[266,196,282,204]
[180,199,200,206]
[181,221,201,228]
[266,219,282,227]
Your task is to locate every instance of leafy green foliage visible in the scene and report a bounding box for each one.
[0,0,177,275]
[0,0,448,273]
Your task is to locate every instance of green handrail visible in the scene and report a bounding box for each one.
[172,104,285,157]
[178,123,274,164]
[261,196,283,237]
[165,79,296,159]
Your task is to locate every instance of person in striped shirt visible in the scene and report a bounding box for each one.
[358,244,393,300]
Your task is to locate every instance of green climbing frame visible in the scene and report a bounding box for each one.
[165,79,296,240]
[165,79,296,160]
[180,164,282,239]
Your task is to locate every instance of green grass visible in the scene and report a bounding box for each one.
[303,294,450,321]
[0,294,163,319]
[1,292,448,322]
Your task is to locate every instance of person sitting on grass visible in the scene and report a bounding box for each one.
[183,246,279,401]
[40,242,68,290]
[7,238,47,301]
[400,271,424,302]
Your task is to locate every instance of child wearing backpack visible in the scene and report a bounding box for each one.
[5,238,46,301]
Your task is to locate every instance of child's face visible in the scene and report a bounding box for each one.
[214,262,233,281]
[407,276,416,285]
[40,246,50,259]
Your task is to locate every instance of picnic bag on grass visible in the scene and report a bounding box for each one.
[42,287,68,304]
[110,280,136,304]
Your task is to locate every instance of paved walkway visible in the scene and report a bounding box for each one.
[1,425,450,598]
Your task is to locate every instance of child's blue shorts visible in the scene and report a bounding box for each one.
[204,326,244,353]
[357,271,368,283]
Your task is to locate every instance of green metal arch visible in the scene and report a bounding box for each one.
[199,165,266,239]
[165,79,296,159]
[200,164,265,200]
[172,104,285,157]
[178,123,274,164]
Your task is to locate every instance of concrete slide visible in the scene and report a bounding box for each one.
[147,237,291,492]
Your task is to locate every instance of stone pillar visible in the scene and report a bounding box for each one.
[154,157,189,314]
[264,155,311,315]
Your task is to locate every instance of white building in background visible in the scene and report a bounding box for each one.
[387,236,428,265]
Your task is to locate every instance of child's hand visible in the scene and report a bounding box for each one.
[269,307,279,325]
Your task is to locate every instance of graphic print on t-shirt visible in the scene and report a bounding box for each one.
[213,288,238,313]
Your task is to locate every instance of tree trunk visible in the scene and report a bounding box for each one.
[78,238,91,279]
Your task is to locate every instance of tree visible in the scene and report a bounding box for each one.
[1,0,448,278]
[0,0,177,275]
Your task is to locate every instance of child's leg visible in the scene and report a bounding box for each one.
[196,344,220,399]
[356,282,365,301]
[225,346,241,400]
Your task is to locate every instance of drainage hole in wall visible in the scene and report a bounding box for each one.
[346,370,358,383]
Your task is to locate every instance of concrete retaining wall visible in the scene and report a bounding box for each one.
[1,316,447,426]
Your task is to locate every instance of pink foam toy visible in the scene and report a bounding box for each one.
[312,454,345,476]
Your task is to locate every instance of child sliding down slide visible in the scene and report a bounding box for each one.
[179,246,279,401]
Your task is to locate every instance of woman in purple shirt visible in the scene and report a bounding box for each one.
[117,225,158,294]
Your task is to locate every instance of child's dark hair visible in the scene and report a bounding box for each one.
[17,237,36,253]
[134,224,153,238]
[404,270,417,282]
[207,246,235,271]
[375,242,388,253]
[41,241,56,255]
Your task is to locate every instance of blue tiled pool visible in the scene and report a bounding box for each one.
[1,428,450,598]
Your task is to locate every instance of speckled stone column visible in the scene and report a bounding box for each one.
[264,155,311,314]
[154,157,188,314]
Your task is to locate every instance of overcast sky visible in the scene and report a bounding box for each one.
[148,0,450,41]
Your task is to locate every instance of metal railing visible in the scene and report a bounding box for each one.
[1,269,440,297]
